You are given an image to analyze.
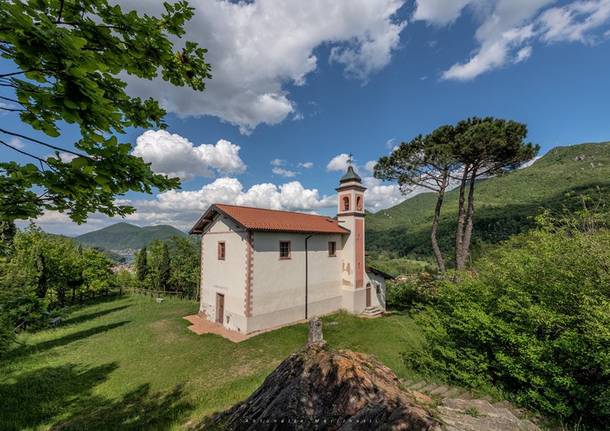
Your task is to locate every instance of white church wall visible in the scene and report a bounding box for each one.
[247,231,344,333]
[366,272,387,310]
[200,214,248,333]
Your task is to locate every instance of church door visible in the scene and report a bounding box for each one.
[216,293,224,324]
[366,287,371,307]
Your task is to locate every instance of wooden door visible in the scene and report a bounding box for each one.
[216,293,224,324]
[366,287,371,307]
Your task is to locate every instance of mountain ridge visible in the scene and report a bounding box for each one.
[75,222,186,253]
[366,141,610,260]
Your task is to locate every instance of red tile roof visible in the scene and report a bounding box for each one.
[190,204,349,235]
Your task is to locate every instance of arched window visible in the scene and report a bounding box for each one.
[356,196,363,211]
[343,196,350,211]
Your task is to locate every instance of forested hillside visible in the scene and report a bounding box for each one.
[75,223,186,251]
[366,141,610,259]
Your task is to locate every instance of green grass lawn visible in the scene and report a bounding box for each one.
[0,295,426,430]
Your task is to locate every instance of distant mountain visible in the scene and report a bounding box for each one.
[75,222,187,253]
[366,141,610,259]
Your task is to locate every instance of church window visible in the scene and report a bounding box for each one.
[328,241,336,257]
[279,241,291,259]
[343,196,350,211]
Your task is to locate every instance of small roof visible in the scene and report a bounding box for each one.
[190,204,350,235]
[339,166,362,183]
[366,266,394,280]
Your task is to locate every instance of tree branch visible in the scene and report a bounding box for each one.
[0,139,54,169]
[0,128,91,159]
[0,70,33,78]
[0,95,20,104]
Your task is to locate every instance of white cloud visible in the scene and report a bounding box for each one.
[442,23,536,80]
[270,158,285,167]
[272,167,298,177]
[365,160,378,173]
[539,0,610,42]
[415,0,610,80]
[132,130,246,180]
[120,178,335,229]
[118,0,407,134]
[515,45,533,62]
[412,0,475,25]
[26,174,419,234]
[8,137,24,149]
[298,162,314,169]
[326,153,352,172]
[362,177,405,211]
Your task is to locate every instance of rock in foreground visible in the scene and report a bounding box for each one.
[204,345,441,430]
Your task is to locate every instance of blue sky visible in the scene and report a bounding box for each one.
[2,0,610,235]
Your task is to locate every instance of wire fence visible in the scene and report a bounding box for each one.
[128,287,198,302]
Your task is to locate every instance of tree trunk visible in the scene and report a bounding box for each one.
[457,171,477,270]
[454,167,469,269]
[431,181,447,273]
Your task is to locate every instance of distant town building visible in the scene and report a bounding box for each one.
[190,166,390,335]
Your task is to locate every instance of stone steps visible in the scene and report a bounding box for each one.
[400,378,533,424]
[360,306,384,318]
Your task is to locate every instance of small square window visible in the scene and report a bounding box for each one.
[279,241,291,259]
[218,241,225,260]
[328,241,336,257]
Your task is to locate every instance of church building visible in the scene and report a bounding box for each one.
[189,166,390,335]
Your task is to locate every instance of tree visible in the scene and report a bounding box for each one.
[375,126,461,272]
[136,246,147,284]
[453,118,538,269]
[0,220,16,257]
[0,0,211,223]
[168,236,199,298]
[158,242,171,291]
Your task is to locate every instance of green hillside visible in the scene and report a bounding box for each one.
[75,222,186,251]
[366,141,610,260]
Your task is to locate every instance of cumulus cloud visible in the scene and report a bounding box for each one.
[364,160,378,174]
[27,172,419,234]
[414,0,610,80]
[298,162,314,169]
[132,130,246,180]
[118,178,336,229]
[117,0,407,133]
[272,167,298,177]
[326,153,352,172]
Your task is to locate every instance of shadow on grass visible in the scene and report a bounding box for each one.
[0,363,193,431]
[61,304,131,327]
[0,362,119,431]
[6,321,130,360]
[50,383,193,431]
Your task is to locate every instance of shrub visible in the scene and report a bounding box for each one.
[386,272,438,310]
[403,218,610,428]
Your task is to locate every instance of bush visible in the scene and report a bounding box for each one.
[386,272,438,311]
[403,217,610,428]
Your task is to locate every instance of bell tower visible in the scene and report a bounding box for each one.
[336,164,367,312]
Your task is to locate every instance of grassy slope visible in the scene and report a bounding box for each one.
[366,142,610,259]
[0,295,425,430]
[75,222,186,251]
